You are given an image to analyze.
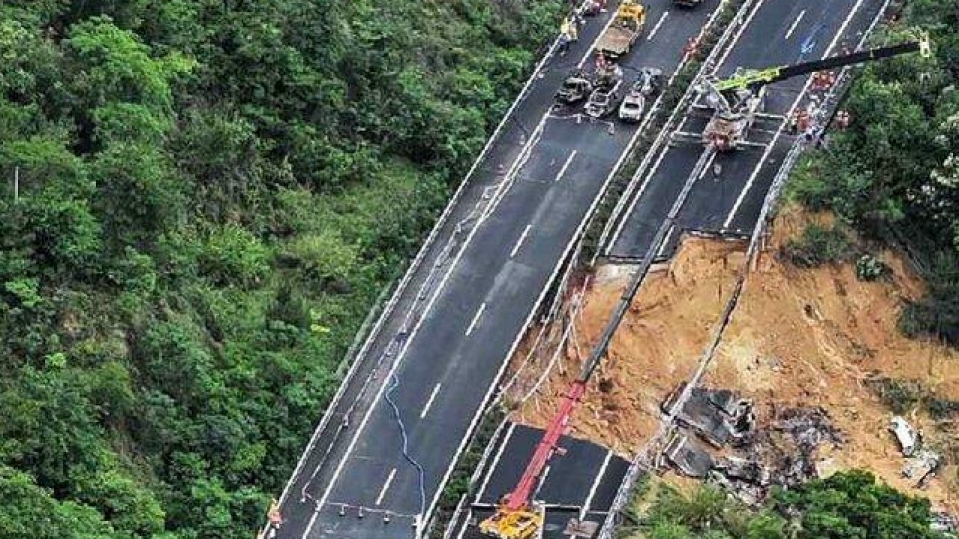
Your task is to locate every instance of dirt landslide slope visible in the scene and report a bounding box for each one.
[510,236,746,455]
[508,206,959,511]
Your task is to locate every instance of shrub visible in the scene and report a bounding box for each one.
[899,252,959,346]
[781,224,854,267]
[855,254,891,281]
[199,224,270,287]
[867,377,922,414]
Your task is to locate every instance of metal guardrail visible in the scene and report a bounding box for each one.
[596,2,896,537]
[271,4,572,514]
[595,0,761,258]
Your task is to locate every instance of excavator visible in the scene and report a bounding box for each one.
[674,34,932,151]
[479,34,933,539]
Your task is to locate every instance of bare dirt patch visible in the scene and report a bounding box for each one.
[505,205,959,511]
[508,236,745,456]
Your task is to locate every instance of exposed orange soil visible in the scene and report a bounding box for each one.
[507,205,959,511]
[510,236,746,455]
[706,207,959,511]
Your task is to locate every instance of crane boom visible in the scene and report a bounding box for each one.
[480,201,661,538]
[480,32,933,539]
[715,37,929,93]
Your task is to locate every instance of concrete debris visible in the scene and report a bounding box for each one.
[663,433,714,478]
[715,455,769,485]
[661,396,845,506]
[902,448,941,490]
[889,416,920,457]
[663,384,755,447]
[931,512,959,536]
[563,518,599,538]
[709,469,766,507]
[774,406,845,455]
[755,407,844,492]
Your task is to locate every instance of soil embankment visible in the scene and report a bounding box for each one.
[507,206,959,510]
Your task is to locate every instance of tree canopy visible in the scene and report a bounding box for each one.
[0,1,563,537]
[628,471,945,539]
[787,1,959,344]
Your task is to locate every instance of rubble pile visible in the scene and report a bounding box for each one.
[887,415,943,490]
[661,386,847,504]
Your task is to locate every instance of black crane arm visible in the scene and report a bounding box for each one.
[771,41,921,84]
[714,38,928,93]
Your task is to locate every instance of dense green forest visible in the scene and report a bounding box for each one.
[624,471,947,539]
[0,1,563,537]
[788,0,959,345]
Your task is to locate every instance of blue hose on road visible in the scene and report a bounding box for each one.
[384,372,428,517]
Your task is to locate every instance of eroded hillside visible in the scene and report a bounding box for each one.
[506,206,959,511]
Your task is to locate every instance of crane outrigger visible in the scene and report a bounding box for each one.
[479,33,932,539]
[674,35,931,151]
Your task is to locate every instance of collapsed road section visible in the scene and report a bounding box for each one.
[267,1,722,539]
[454,1,912,539]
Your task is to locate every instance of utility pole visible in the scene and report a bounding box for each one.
[13,166,19,203]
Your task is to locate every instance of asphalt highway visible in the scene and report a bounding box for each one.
[271,2,719,539]
[449,424,629,539]
[457,1,889,537]
[607,0,886,261]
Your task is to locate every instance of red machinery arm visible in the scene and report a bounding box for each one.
[503,380,587,511]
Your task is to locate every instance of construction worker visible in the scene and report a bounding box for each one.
[573,9,585,28]
[835,109,851,130]
[559,18,573,55]
[814,70,836,90]
[795,109,811,133]
[787,112,799,135]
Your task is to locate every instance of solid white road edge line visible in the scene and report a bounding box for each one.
[656,224,677,258]
[476,423,517,501]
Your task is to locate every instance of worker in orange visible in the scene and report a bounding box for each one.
[835,109,851,130]
[792,109,811,136]
[811,71,827,89]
